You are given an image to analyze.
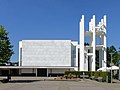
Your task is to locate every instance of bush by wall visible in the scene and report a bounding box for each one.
[65,71,91,76]
[99,72,108,82]
[65,71,109,82]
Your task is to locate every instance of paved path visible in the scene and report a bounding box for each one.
[0,77,120,90]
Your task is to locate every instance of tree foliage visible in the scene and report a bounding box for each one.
[107,45,120,66]
[96,45,120,68]
[0,25,14,64]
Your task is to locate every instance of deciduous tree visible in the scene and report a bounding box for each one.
[0,25,14,64]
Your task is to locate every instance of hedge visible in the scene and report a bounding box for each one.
[65,71,110,82]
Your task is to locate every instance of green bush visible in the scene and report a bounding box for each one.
[83,71,91,76]
[107,72,111,83]
[94,71,99,78]
[65,70,109,82]
[113,73,118,79]
[90,71,95,77]
[65,71,91,76]
[99,72,107,82]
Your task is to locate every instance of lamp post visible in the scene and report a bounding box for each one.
[110,53,114,83]
[104,61,108,82]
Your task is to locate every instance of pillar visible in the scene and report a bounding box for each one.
[91,15,96,71]
[47,69,48,77]
[76,45,78,71]
[103,15,107,67]
[19,41,22,66]
[80,15,85,71]
[36,68,37,77]
[84,52,88,71]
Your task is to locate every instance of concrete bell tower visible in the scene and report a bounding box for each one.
[79,15,107,71]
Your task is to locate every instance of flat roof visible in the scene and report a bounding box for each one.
[0,66,75,69]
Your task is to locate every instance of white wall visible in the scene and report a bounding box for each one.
[48,68,69,74]
[21,40,71,67]
[21,69,35,73]
[71,41,78,69]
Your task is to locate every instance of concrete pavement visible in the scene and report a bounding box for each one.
[0,77,120,90]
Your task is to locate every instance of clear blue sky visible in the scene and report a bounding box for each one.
[0,0,120,62]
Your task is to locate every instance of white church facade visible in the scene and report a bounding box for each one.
[18,40,78,76]
[0,15,102,77]
[16,15,107,76]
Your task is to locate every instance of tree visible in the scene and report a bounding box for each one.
[107,45,120,66]
[114,47,120,66]
[0,25,14,64]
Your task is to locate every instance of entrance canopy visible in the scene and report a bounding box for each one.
[108,65,119,70]
[97,65,119,71]
[97,67,109,71]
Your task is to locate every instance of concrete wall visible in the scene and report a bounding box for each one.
[48,68,69,74]
[21,40,71,67]
[21,68,36,73]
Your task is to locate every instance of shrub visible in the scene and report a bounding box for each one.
[94,71,99,78]
[107,72,111,83]
[65,70,109,82]
[99,72,107,82]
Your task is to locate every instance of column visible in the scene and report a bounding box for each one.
[103,15,107,67]
[76,45,78,71]
[47,69,48,77]
[36,68,37,77]
[80,15,85,71]
[19,69,21,75]
[19,41,22,66]
[91,15,96,71]
[84,52,88,71]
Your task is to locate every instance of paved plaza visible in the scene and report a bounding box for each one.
[0,77,120,90]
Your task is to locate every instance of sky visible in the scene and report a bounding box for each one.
[0,0,120,62]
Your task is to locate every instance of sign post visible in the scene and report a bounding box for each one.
[118,60,120,80]
[110,62,114,83]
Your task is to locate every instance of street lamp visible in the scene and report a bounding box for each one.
[109,53,114,83]
[103,61,108,82]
